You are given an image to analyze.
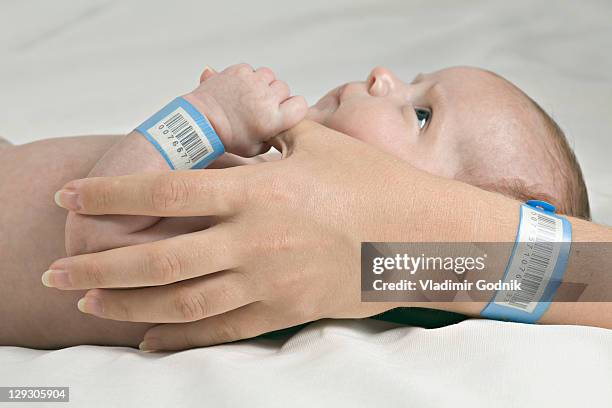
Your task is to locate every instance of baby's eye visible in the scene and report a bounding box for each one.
[415,107,431,130]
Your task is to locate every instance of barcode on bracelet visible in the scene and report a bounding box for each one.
[493,206,563,313]
[147,107,214,170]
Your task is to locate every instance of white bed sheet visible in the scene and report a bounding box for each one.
[1,1,611,407]
[1,319,611,408]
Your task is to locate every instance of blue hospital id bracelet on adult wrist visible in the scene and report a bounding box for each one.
[135,96,225,170]
[480,200,572,323]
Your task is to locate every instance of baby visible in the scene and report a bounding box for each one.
[0,64,590,348]
[62,63,590,259]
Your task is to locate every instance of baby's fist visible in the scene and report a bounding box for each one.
[184,63,307,156]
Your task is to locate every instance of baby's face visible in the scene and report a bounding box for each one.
[308,66,553,193]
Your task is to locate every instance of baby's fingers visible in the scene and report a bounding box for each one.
[279,95,308,130]
[270,80,290,102]
[199,66,217,83]
[255,66,276,84]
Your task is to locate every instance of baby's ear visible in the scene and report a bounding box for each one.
[199,66,218,83]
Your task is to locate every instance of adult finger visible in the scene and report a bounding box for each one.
[140,302,282,351]
[199,66,217,83]
[207,152,269,168]
[76,270,257,323]
[42,224,242,290]
[268,119,334,156]
[54,165,258,216]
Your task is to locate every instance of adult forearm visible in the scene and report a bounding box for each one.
[399,179,612,327]
[45,121,612,350]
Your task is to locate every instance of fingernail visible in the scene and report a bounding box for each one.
[54,189,81,211]
[139,340,160,352]
[41,269,72,288]
[77,296,103,315]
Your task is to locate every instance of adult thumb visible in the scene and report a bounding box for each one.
[269,120,326,158]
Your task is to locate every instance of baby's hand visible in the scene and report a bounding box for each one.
[64,64,303,257]
[183,63,307,156]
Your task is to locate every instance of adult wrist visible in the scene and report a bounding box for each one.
[426,177,521,242]
[391,165,521,242]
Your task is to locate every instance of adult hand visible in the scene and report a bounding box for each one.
[46,120,472,350]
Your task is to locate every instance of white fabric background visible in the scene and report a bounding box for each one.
[1,319,611,408]
[0,1,611,407]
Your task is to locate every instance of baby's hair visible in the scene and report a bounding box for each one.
[477,71,590,220]
[530,99,591,220]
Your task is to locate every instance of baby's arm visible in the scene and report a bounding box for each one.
[65,64,307,255]
[0,134,155,348]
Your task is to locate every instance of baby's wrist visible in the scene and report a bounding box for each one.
[181,92,234,150]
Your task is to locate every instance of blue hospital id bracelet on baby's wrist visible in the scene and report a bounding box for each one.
[135,96,225,170]
[480,200,572,323]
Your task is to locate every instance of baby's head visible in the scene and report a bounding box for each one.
[308,66,590,219]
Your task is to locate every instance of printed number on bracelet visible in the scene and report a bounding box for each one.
[495,207,563,312]
[148,107,213,169]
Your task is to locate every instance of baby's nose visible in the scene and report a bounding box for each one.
[367,66,399,97]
